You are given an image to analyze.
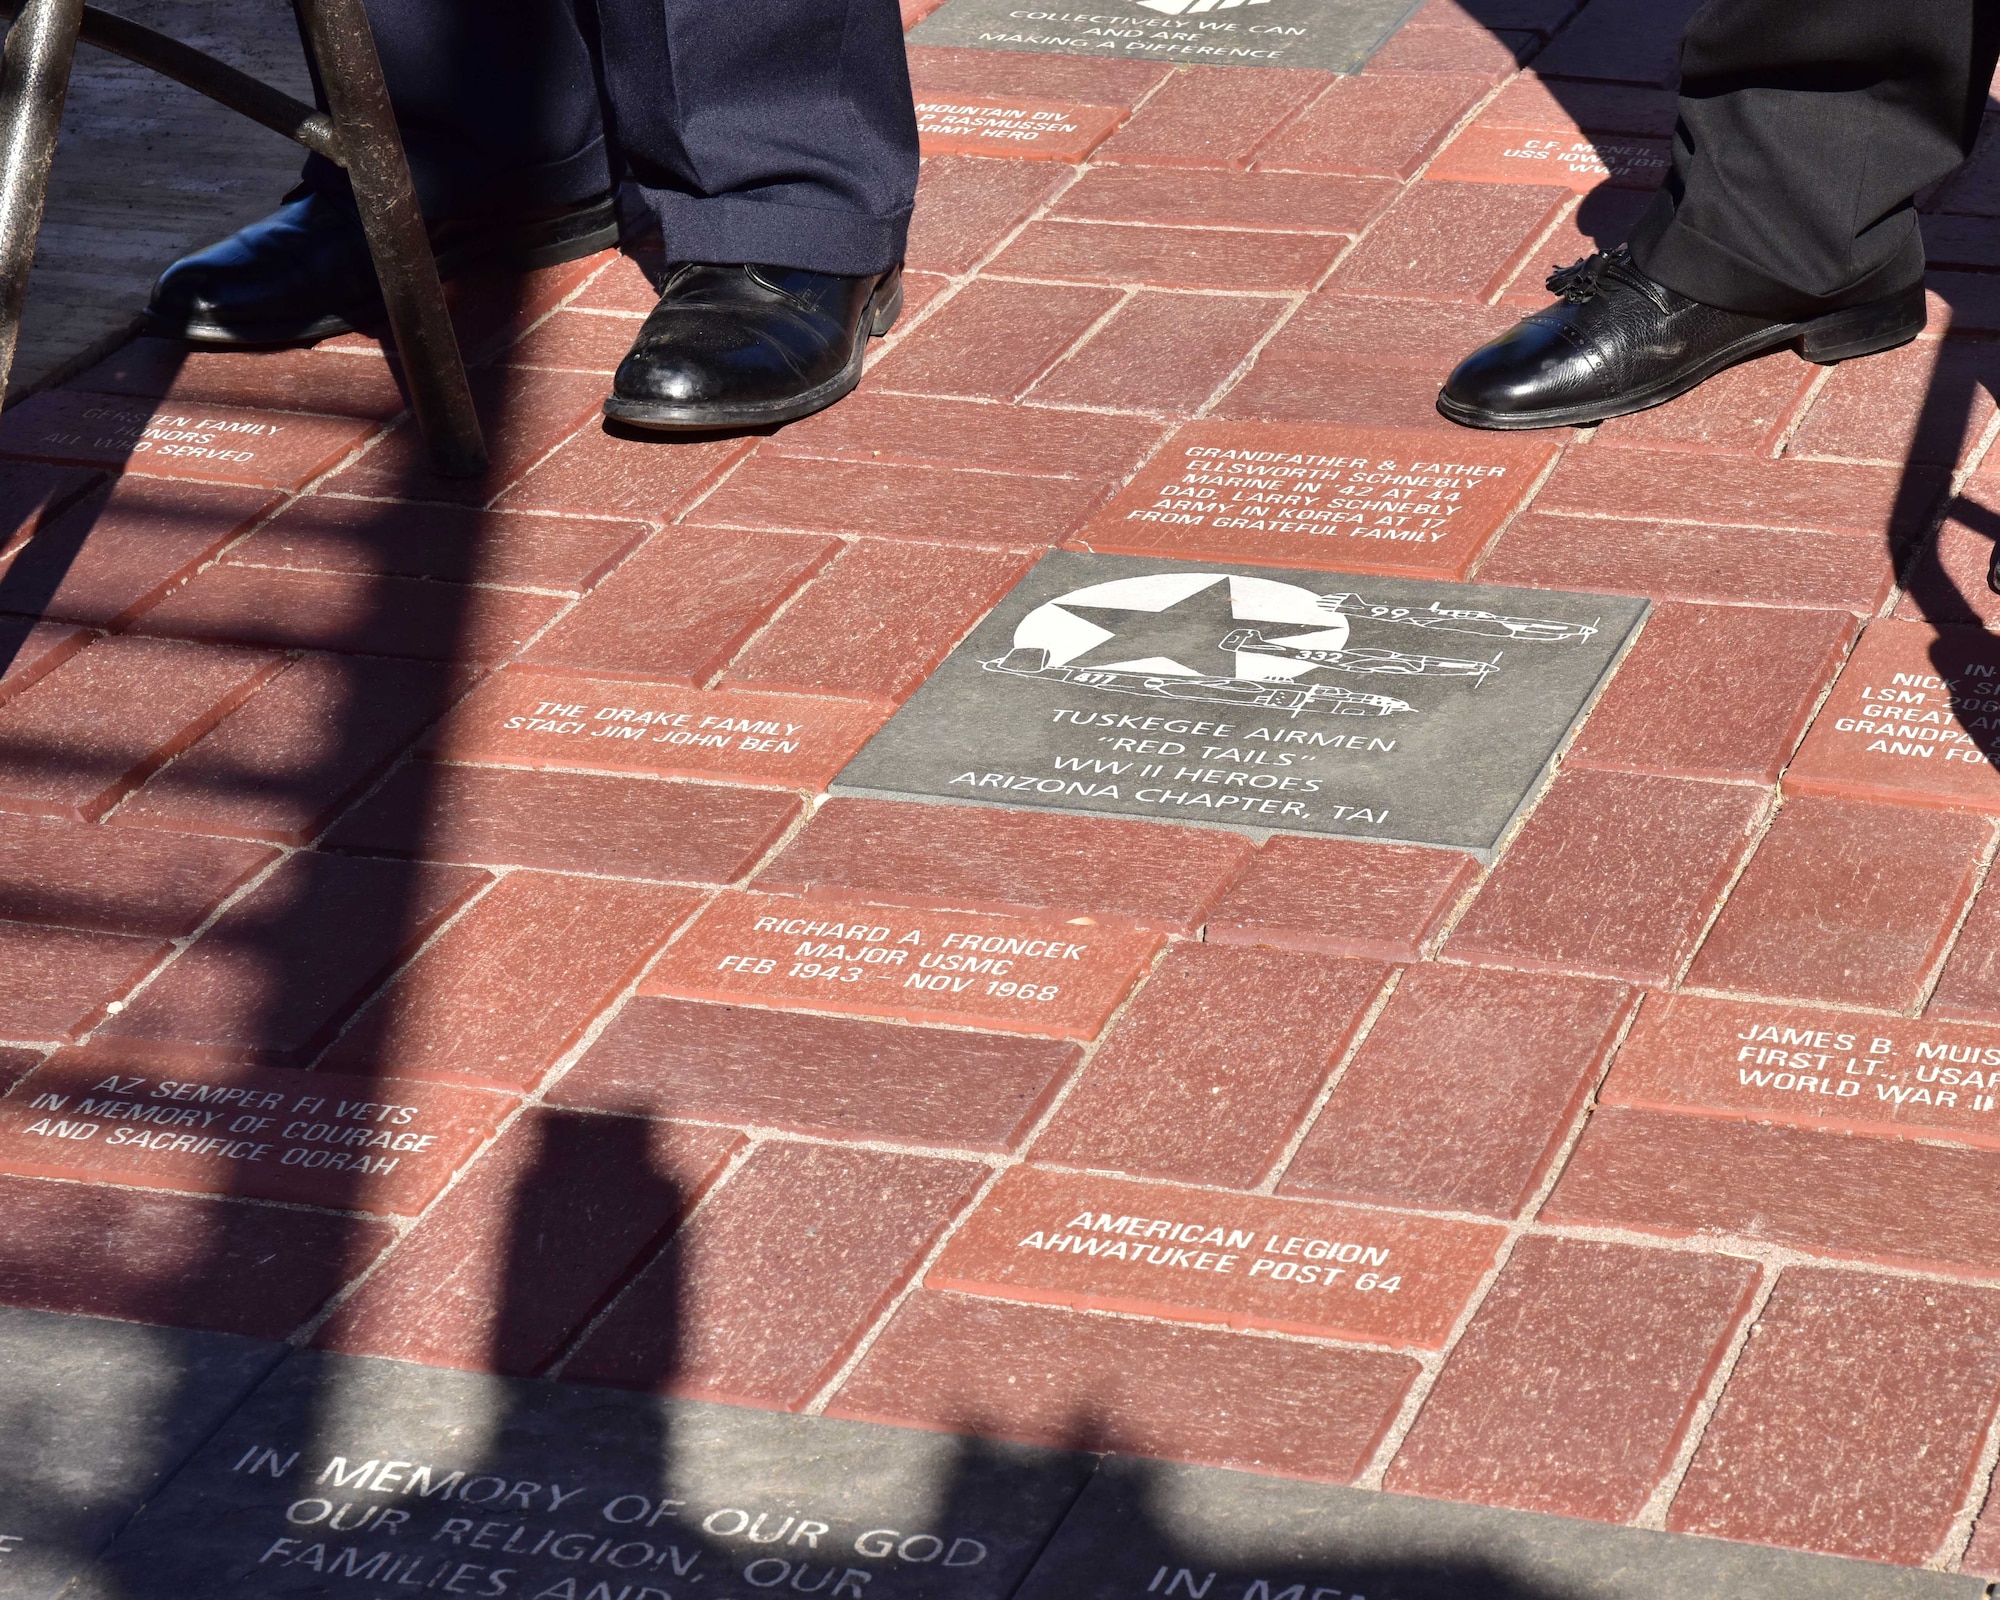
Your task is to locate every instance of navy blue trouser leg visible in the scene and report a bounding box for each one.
[303,0,918,274]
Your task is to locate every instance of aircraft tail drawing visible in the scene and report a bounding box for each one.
[983,648,1412,716]
[1222,629,1501,681]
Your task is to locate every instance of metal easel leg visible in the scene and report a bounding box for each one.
[0,0,81,402]
[295,0,485,477]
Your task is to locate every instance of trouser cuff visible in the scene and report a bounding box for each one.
[1629,189,1927,320]
[630,186,910,276]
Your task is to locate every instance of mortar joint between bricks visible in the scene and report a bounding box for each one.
[1909,816,2000,1019]
[1934,1369,2000,1571]
[538,1130,766,1381]
[1511,983,1647,1229]
[1658,783,1782,993]
[1254,962,1405,1196]
[1630,1256,1781,1531]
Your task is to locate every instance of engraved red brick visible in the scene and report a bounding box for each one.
[1594,354,1817,454]
[1789,339,2000,466]
[554,996,1079,1151]
[1206,836,1476,960]
[1252,74,1489,179]
[1605,993,2000,1148]
[1067,419,1557,578]
[906,46,1169,108]
[1668,1269,2000,1564]
[930,1167,1503,1346]
[314,1111,744,1375]
[327,759,798,882]
[904,156,1071,276]
[767,391,1164,479]
[492,427,751,519]
[1051,167,1398,233]
[0,1049,511,1214]
[916,94,1125,161]
[71,338,408,419]
[1478,72,1679,138]
[1476,512,1898,615]
[1282,966,1631,1217]
[986,222,1343,292]
[1786,620,2000,811]
[319,874,700,1090]
[758,795,1252,934]
[314,367,607,508]
[563,1143,985,1407]
[1030,944,1388,1188]
[1544,1106,2000,1276]
[0,392,375,490]
[832,1289,1417,1481]
[1385,1237,1758,1521]
[1686,795,1988,1009]
[0,1173,389,1337]
[130,563,566,664]
[1566,603,1852,782]
[92,853,488,1065]
[520,526,835,682]
[112,654,456,846]
[685,455,1109,548]
[1539,446,1946,538]
[1333,183,1571,302]
[1093,67,1330,170]
[0,636,281,821]
[1027,293,1289,416]
[868,279,1126,400]
[639,891,1161,1040]
[423,672,883,787]
[1427,125,1670,191]
[0,922,169,1041]
[1447,769,1765,985]
[722,540,1030,703]
[0,477,280,628]
[1898,501,2000,630]
[219,498,648,594]
[0,813,271,935]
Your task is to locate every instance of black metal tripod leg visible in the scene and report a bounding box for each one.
[0,0,81,402]
[295,0,485,478]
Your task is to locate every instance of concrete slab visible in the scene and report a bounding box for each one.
[1016,1456,1989,1600]
[89,1349,1094,1599]
[909,0,1419,72]
[0,1307,282,1600]
[833,551,1647,858]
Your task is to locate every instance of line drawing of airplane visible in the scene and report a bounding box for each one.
[1322,596,1601,643]
[983,648,1413,717]
[1219,629,1501,681]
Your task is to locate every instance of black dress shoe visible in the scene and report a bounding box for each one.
[144,189,618,345]
[603,262,903,432]
[1438,245,1926,430]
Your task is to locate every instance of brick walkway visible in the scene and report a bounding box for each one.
[6,0,2000,1588]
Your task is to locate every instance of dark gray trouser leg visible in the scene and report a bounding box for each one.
[1630,0,2000,318]
[596,0,919,274]
[306,0,918,275]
